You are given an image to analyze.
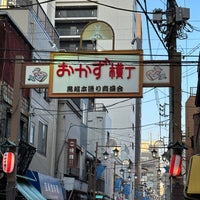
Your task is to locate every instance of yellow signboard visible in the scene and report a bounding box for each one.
[186,155,200,194]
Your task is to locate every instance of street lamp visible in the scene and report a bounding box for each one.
[157,168,161,176]
[134,174,138,179]
[150,139,168,161]
[127,166,131,173]
[120,168,124,175]
[93,142,121,200]
[161,152,168,162]
[103,151,109,160]
[113,159,134,200]
[113,147,119,157]
[128,175,131,182]
[151,148,158,158]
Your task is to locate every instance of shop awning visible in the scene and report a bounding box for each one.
[17,180,47,200]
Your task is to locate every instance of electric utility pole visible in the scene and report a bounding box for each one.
[153,0,190,199]
[6,56,23,200]
[166,1,187,199]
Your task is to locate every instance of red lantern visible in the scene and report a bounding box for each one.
[2,152,15,173]
[169,154,182,177]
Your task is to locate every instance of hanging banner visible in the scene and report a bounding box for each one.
[49,50,143,98]
[115,178,123,192]
[96,164,106,179]
[124,184,131,195]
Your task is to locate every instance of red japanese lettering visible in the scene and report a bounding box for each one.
[109,64,115,79]
[115,62,124,79]
[93,66,102,79]
[75,64,92,78]
[56,62,74,77]
[125,66,136,79]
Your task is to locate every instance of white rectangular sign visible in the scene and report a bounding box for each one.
[23,64,50,87]
[49,51,143,98]
[143,61,171,86]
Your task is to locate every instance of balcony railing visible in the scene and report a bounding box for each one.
[16,0,59,47]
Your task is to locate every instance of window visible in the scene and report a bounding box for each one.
[29,122,35,144]
[34,88,50,103]
[37,121,48,155]
[20,118,28,142]
[82,102,87,125]
[56,7,97,18]
[5,110,11,138]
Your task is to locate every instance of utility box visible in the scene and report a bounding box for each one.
[176,7,190,21]
[152,9,163,23]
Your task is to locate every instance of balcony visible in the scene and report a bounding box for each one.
[15,0,59,47]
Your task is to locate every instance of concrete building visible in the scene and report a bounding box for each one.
[0,0,64,199]
[185,87,199,169]
[87,103,113,198]
[184,59,200,198]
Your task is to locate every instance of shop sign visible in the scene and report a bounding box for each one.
[38,173,65,200]
[67,139,77,168]
[22,64,50,87]
[49,50,143,98]
[143,61,172,87]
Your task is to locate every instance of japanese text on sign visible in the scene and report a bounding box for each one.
[56,58,136,80]
[49,51,143,98]
[67,139,77,168]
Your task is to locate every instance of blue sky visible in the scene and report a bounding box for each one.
[139,0,200,142]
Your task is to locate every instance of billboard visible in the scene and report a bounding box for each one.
[49,50,143,98]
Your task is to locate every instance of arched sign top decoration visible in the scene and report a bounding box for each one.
[80,20,115,50]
